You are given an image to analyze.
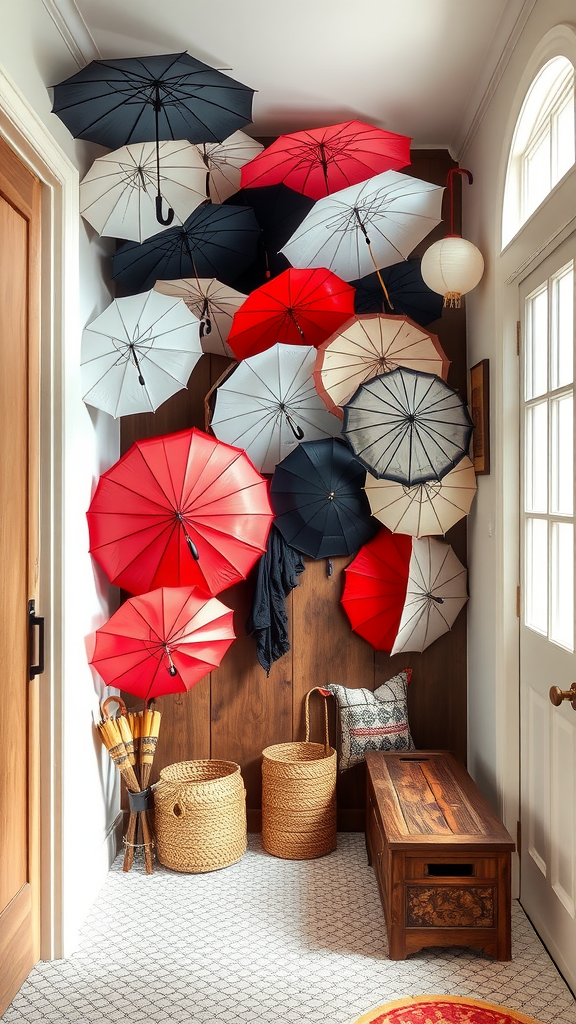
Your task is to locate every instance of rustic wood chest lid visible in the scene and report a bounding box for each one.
[366,750,515,851]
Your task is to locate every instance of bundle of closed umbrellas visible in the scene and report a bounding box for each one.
[98,697,162,874]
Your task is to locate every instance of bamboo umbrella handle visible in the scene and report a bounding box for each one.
[101,695,128,719]
[140,811,154,874]
[123,811,138,872]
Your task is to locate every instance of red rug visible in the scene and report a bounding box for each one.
[350,996,544,1024]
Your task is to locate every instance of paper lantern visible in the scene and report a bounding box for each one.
[421,235,484,308]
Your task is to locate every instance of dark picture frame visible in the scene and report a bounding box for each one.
[469,358,490,475]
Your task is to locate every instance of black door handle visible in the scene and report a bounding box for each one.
[29,599,44,679]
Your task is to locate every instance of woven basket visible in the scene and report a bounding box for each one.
[154,760,247,873]
[262,687,337,860]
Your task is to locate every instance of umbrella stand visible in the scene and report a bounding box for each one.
[98,696,162,874]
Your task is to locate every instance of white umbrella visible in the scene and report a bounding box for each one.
[197,131,264,203]
[365,456,477,537]
[81,290,202,418]
[280,170,444,282]
[153,277,246,357]
[210,343,342,474]
[79,141,208,242]
[391,536,468,654]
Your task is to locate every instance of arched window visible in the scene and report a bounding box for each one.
[502,56,575,246]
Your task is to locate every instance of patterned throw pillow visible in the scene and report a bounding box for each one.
[325,671,414,771]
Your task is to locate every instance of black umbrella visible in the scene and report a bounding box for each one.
[225,184,315,291]
[343,366,474,487]
[270,438,378,560]
[351,259,443,327]
[52,52,254,226]
[112,203,261,292]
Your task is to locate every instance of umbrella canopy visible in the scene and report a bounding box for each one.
[270,438,378,559]
[227,268,356,360]
[52,52,254,149]
[198,131,264,203]
[112,203,261,292]
[79,141,209,242]
[351,259,443,327]
[90,586,236,699]
[81,290,202,418]
[343,366,474,486]
[365,456,477,536]
[280,170,444,282]
[224,183,315,289]
[87,427,274,596]
[153,277,245,357]
[341,530,467,653]
[314,314,450,419]
[240,121,411,199]
[210,343,342,474]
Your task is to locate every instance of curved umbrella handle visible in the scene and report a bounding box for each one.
[155,194,175,226]
[184,532,200,561]
[284,412,305,441]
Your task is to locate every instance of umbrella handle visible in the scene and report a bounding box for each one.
[155,193,175,226]
[283,410,304,440]
[101,695,128,720]
[184,531,200,561]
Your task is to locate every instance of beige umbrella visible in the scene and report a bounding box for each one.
[153,277,245,357]
[197,131,264,203]
[314,313,450,418]
[365,456,477,537]
[392,536,468,654]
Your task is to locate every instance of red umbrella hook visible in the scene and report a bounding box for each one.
[446,168,473,238]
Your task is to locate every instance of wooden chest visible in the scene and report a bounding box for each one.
[365,750,515,961]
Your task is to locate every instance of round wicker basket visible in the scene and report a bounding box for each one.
[154,759,247,873]
[262,688,337,860]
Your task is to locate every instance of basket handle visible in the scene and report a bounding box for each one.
[304,687,332,752]
[101,695,127,719]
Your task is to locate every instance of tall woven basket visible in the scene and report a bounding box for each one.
[262,687,337,860]
[154,760,247,873]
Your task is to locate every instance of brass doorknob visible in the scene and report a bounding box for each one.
[549,683,576,709]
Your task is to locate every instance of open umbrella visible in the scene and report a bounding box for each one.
[226,268,356,360]
[351,259,443,327]
[81,290,202,418]
[280,170,444,283]
[79,141,209,242]
[52,52,254,226]
[198,131,264,203]
[225,184,315,291]
[153,277,245,357]
[314,314,450,418]
[91,586,236,698]
[112,203,261,293]
[210,343,342,474]
[240,121,411,199]
[365,456,477,536]
[343,366,474,486]
[341,530,467,653]
[270,438,378,559]
[87,427,274,596]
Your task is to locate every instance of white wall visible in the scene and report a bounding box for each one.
[1,0,120,955]
[461,0,576,837]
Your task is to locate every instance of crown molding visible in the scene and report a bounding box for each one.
[451,0,539,161]
[41,0,101,67]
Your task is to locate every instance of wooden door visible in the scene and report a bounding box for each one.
[0,135,41,1014]
[519,236,576,992]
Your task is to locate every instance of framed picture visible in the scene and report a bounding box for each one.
[469,359,490,475]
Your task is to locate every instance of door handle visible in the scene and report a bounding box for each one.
[28,599,44,679]
[549,683,576,710]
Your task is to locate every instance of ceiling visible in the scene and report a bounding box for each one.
[71,0,533,153]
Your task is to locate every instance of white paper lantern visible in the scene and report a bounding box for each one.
[421,236,484,308]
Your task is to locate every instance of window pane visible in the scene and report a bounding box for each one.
[524,132,550,217]
[526,287,548,399]
[525,517,548,634]
[551,265,574,389]
[525,401,548,513]
[550,394,573,515]
[554,98,575,181]
[550,522,573,649]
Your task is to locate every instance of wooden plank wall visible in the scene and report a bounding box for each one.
[119,149,468,830]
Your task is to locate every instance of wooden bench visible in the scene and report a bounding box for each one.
[365,750,515,960]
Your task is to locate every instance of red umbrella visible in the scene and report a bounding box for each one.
[227,267,356,360]
[90,586,235,699]
[240,120,411,200]
[87,427,274,596]
[341,528,412,651]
